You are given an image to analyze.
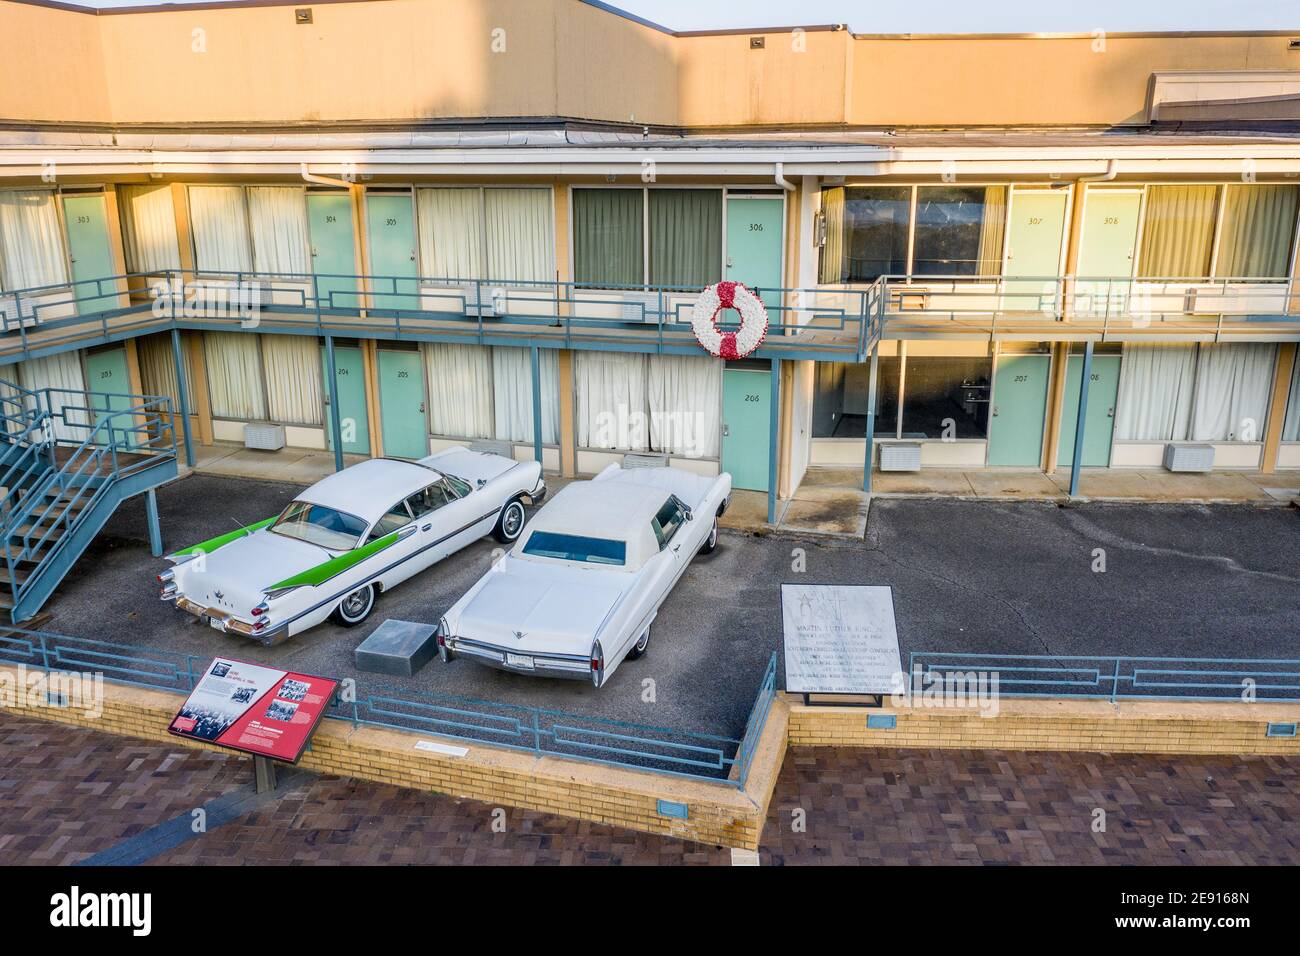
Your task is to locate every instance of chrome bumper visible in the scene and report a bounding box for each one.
[443,635,590,680]
[173,596,289,647]
[526,478,548,505]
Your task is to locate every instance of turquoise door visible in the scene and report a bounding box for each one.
[365,193,419,311]
[83,347,137,447]
[722,368,771,492]
[321,346,370,455]
[1057,354,1121,469]
[987,354,1050,467]
[1076,190,1141,313]
[306,193,360,311]
[726,197,784,315]
[63,194,118,314]
[1003,191,1068,314]
[377,349,427,459]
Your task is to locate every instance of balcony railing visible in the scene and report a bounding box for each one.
[0,270,885,363]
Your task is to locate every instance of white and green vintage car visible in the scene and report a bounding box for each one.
[158,450,544,645]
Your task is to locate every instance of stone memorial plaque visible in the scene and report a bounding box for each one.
[781,584,903,695]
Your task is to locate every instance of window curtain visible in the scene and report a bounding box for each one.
[1283,350,1300,442]
[648,354,721,457]
[573,189,642,287]
[1138,185,1218,278]
[818,187,846,284]
[189,187,252,275]
[203,331,266,420]
[247,187,310,276]
[977,186,1007,277]
[425,343,494,439]
[575,351,649,451]
[1189,343,1277,442]
[416,188,482,280]
[0,190,68,291]
[138,332,195,420]
[119,185,181,274]
[485,189,553,283]
[261,335,323,426]
[648,189,722,288]
[18,352,86,442]
[1115,344,1197,441]
[1215,185,1300,279]
[492,347,558,444]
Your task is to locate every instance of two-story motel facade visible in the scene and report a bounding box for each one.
[2,0,1299,520]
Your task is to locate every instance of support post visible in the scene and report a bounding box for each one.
[169,328,194,468]
[253,755,277,794]
[324,334,345,473]
[1068,341,1094,498]
[863,342,880,493]
[530,345,543,467]
[767,359,781,525]
[145,488,163,558]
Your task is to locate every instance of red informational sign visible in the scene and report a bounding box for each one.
[168,658,340,764]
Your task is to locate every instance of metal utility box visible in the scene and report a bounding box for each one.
[244,422,287,451]
[879,442,923,473]
[1163,442,1215,473]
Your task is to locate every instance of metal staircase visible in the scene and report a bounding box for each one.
[0,380,178,623]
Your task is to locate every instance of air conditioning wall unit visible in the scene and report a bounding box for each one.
[623,453,669,470]
[244,422,286,451]
[1163,442,1215,473]
[880,442,923,472]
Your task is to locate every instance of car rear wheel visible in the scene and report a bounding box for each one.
[698,520,719,556]
[332,583,375,627]
[626,623,651,661]
[493,497,527,543]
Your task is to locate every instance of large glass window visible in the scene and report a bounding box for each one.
[0,189,68,292]
[574,187,724,288]
[812,358,900,438]
[188,186,252,274]
[423,343,560,444]
[819,186,910,284]
[1138,185,1218,278]
[1215,184,1300,279]
[900,357,993,439]
[912,186,1007,277]
[573,188,643,287]
[648,189,722,288]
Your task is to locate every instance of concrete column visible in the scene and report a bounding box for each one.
[863,343,880,493]
[557,349,576,477]
[530,346,544,467]
[767,359,782,525]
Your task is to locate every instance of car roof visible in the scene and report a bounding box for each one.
[518,479,676,571]
[297,459,442,527]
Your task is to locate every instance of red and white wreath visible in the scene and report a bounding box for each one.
[691,281,769,360]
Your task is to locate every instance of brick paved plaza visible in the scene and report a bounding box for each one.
[3,713,1297,866]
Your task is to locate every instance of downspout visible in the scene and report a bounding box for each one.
[1079,159,1119,184]
[300,164,355,188]
[775,163,796,191]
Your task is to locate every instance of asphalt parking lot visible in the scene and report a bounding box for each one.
[36,473,1300,741]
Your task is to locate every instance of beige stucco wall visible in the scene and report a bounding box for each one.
[1,0,1298,130]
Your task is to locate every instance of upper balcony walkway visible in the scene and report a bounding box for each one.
[1,269,1299,367]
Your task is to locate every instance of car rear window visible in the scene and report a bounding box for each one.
[521,531,626,566]
[271,501,368,550]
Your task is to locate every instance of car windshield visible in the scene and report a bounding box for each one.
[271,501,367,550]
[521,531,626,566]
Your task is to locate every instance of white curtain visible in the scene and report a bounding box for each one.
[485,188,554,283]
[575,351,649,452]
[417,188,482,280]
[261,335,322,426]
[203,332,266,420]
[189,186,252,275]
[648,354,721,458]
[493,347,558,444]
[119,185,181,274]
[18,352,87,442]
[248,187,310,276]
[1189,343,1277,442]
[1284,351,1300,443]
[425,343,494,439]
[0,189,68,291]
[1115,344,1197,441]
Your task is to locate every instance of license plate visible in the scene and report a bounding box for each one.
[208,616,226,632]
[506,653,534,670]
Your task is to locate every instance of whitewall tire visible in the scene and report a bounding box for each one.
[626,624,651,661]
[332,583,376,627]
[493,497,527,543]
[698,521,719,556]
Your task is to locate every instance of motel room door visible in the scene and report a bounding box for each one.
[307,192,360,310]
[1076,190,1141,313]
[726,196,784,314]
[376,348,428,460]
[722,367,771,493]
[83,346,138,447]
[1003,190,1069,315]
[365,192,420,311]
[321,344,370,455]
[1057,354,1121,469]
[62,194,119,315]
[987,354,1051,467]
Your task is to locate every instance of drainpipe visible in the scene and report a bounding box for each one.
[300,164,355,189]
[1079,159,1119,184]
[774,163,796,191]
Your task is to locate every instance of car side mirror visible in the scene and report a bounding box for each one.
[477,478,487,489]
[684,509,694,522]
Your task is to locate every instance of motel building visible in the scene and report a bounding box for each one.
[0,0,1299,543]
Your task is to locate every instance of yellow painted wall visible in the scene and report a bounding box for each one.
[1,0,1298,130]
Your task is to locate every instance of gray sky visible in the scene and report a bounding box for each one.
[71,0,1300,33]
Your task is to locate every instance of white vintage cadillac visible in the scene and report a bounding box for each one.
[437,464,732,687]
[158,449,544,645]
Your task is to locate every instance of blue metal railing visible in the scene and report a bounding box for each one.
[0,628,778,788]
[908,652,1300,703]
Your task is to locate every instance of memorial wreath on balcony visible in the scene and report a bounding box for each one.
[691,281,768,360]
